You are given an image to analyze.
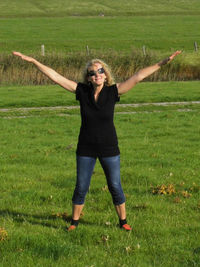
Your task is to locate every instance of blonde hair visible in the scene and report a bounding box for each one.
[83,59,115,86]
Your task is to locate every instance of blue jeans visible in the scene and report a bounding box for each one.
[72,155,126,205]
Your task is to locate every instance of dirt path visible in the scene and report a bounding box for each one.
[0,101,199,119]
[0,101,200,113]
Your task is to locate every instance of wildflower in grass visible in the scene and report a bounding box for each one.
[0,228,8,241]
[152,184,166,195]
[166,184,176,195]
[151,184,176,195]
[125,246,132,253]
[101,235,109,242]
[173,197,181,203]
[181,190,192,198]
[126,244,140,253]
[102,185,108,191]
[52,212,68,219]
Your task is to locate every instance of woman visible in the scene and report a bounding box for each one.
[12,50,181,231]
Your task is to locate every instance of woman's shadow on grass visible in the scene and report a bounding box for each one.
[0,209,92,230]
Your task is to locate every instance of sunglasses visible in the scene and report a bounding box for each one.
[87,67,105,77]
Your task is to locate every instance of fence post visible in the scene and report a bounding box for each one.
[194,42,198,52]
[86,45,90,56]
[41,44,45,56]
[142,45,146,56]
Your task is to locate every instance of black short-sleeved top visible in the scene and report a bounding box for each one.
[76,82,120,157]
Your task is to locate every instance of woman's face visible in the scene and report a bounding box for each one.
[87,63,107,87]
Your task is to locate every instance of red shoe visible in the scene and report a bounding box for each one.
[67,225,76,232]
[121,224,132,231]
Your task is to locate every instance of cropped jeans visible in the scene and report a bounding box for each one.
[72,155,126,205]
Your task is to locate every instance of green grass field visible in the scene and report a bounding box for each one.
[1,105,200,266]
[0,0,200,54]
[0,82,200,266]
[1,15,200,54]
[0,81,200,108]
[0,1,200,266]
[1,0,200,18]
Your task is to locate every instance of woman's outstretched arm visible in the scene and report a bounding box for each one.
[12,52,77,93]
[117,50,181,95]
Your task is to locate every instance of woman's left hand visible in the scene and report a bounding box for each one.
[159,50,182,66]
[169,50,182,62]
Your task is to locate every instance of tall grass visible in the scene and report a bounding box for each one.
[1,50,200,85]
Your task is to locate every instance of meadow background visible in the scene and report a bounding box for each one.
[1,0,200,84]
[0,1,200,266]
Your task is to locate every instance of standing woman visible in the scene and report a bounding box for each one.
[12,50,181,231]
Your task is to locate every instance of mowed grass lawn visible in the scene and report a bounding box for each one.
[1,0,200,55]
[0,81,200,108]
[1,0,200,18]
[0,81,200,266]
[1,15,200,54]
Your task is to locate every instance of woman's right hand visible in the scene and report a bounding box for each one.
[12,51,34,63]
